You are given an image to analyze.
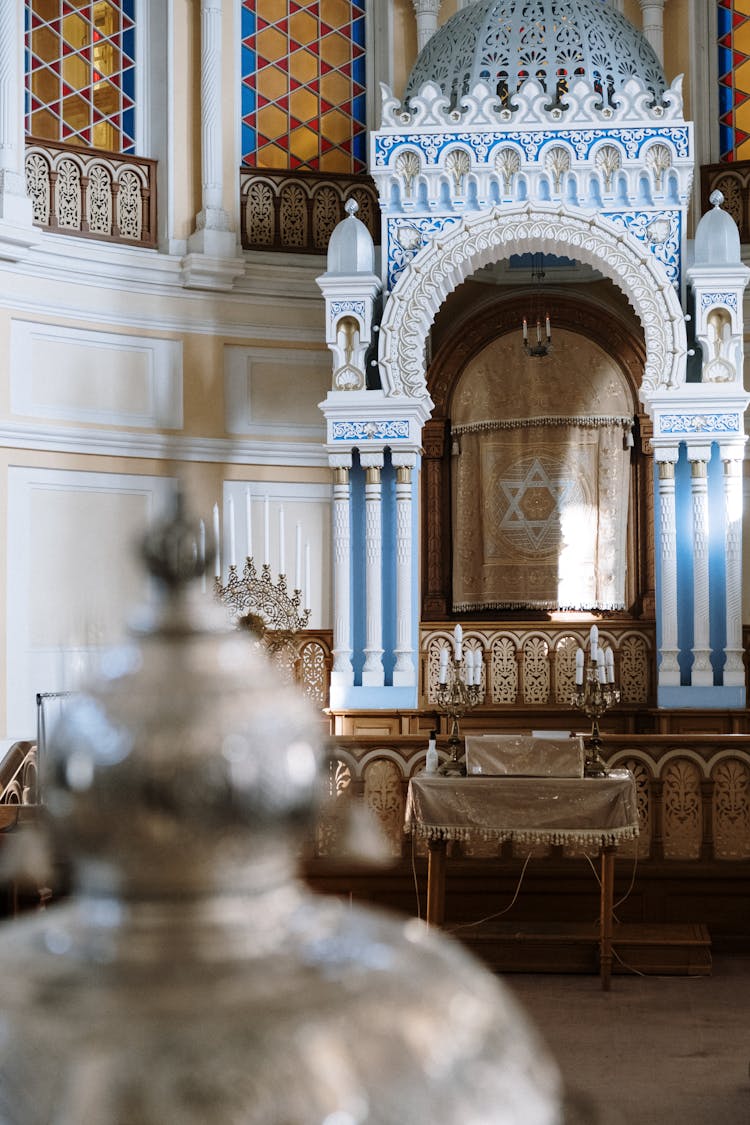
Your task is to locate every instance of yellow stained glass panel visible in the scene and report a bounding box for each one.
[257,103,288,138]
[256,65,289,102]
[61,13,88,50]
[31,26,58,64]
[288,10,318,46]
[320,71,350,105]
[733,19,750,55]
[289,125,319,161]
[63,55,89,88]
[319,33,349,68]
[256,0,281,20]
[31,67,58,103]
[30,107,57,140]
[320,108,351,144]
[256,26,287,61]
[63,92,89,129]
[734,0,750,16]
[290,87,318,122]
[93,120,118,151]
[319,149,350,173]
[288,49,318,84]
[257,142,290,169]
[320,0,351,26]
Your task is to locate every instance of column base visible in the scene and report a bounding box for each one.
[329,685,419,711]
[658,685,746,709]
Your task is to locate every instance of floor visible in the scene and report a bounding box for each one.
[503,955,750,1125]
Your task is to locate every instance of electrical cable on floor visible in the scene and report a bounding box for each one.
[583,851,646,978]
[445,852,533,933]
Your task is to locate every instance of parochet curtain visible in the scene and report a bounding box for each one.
[451,417,631,611]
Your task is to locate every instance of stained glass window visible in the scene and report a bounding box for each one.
[25,1,136,154]
[718,0,750,160]
[241,0,367,173]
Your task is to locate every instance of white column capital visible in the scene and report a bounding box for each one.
[391,451,418,470]
[686,445,712,465]
[328,452,353,471]
[360,451,385,471]
[411,0,442,51]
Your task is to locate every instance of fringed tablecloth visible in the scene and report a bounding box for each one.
[404,770,639,848]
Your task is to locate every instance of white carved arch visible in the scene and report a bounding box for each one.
[378,202,687,400]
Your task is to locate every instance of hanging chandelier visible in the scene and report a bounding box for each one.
[522,253,553,358]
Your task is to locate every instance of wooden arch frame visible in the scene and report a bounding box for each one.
[420,287,653,621]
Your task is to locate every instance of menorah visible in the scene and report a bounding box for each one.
[214,558,310,647]
[570,625,620,776]
[435,625,484,776]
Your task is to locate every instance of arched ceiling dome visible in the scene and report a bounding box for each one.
[405,0,667,109]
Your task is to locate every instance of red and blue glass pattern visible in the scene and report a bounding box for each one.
[718,0,750,161]
[25,1,136,154]
[241,0,366,173]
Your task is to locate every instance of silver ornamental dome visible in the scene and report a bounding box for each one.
[0,495,562,1124]
[405,0,667,108]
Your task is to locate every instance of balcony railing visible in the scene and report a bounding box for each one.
[240,168,380,254]
[24,138,157,249]
[701,160,750,243]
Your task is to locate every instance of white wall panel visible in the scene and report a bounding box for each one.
[10,320,183,428]
[217,480,331,630]
[6,467,175,739]
[225,345,329,438]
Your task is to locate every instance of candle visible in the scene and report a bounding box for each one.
[279,505,285,575]
[605,647,615,684]
[439,647,449,684]
[523,317,528,341]
[199,519,206,593]
[598,663,607,685]
[453,623,463,661]
[304,541,311,610]
[264,495,270,566]
[295,523,302,590]
[245,487,252,559]
[227,496,236,567]
[589,624,598,661]
[213,503,221,578]
[575,647,584,686]
[545,312,551,340]
[536,319,541,343]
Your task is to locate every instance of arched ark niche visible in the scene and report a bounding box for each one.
[421,287,653,620]
[378,203,687,400]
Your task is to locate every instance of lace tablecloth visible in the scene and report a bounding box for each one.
[404,770,639,848]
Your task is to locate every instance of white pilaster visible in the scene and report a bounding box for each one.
[638,0,666,64]
[182,0,244,289]
[722,453,745,687]
[330,454,354,689]
[392,452,417,687]
[656,453,680,687]
[689,451,713,687]
[412,0,442,52]
[0,0,37,260]
[361,450,385,687]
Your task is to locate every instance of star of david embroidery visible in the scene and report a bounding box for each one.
[498,458,578,550]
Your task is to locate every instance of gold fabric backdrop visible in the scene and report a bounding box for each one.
[451,329,633,611]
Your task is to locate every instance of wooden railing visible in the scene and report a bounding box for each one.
[314,733,750,866]
[240,168,380,254]
[24,138,157,248]
[701,160,750,243]
[0,742,37,806]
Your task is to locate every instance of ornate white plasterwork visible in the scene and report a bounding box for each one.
[700,291,738,313]
[378,202,686,399]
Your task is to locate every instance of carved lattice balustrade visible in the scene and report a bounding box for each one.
[313,734,750,866]
[421,623,656,711]
[240,168,380,254]
[25,138,157,248]
[701,161,750,243]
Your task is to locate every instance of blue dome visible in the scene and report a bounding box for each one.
[405,0,666,108]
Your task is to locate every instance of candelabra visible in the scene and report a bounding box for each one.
[570,625,620,776]
[435,625,484,776]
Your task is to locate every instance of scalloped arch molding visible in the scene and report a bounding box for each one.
[378,203,687,401]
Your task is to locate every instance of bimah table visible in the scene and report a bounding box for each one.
[404,770,639,990]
